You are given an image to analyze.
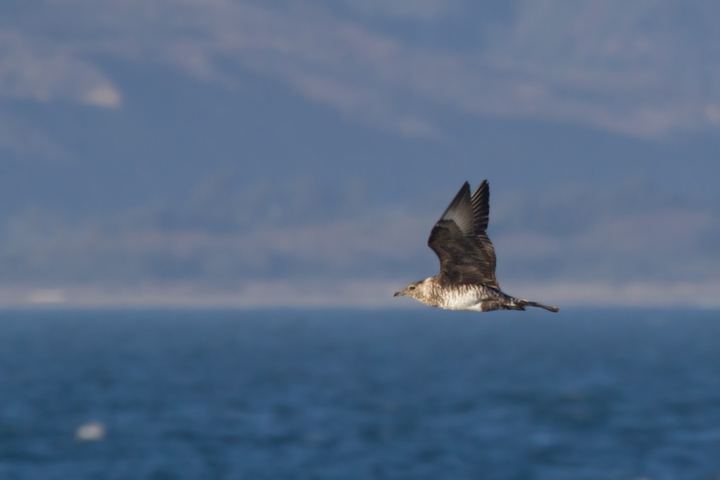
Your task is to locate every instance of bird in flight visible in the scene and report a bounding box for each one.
[394,181,559,312]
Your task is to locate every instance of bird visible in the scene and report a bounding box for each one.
[394,180,559,313]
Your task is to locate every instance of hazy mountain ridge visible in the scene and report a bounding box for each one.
[2,179,716,294]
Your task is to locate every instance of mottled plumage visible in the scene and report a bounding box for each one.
[394,181,559,313]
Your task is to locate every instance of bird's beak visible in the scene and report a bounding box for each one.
[393,290,404,297]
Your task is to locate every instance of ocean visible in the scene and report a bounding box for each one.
[0,308,719,479]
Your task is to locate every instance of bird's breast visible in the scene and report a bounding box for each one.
[438,285,491,311]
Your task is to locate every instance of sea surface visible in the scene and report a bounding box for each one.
[0,308,720,479]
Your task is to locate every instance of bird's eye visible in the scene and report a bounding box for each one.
[409,286,416,290]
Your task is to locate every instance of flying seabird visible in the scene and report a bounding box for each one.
[394,181,559,312]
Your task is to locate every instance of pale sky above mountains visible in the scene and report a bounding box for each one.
[3,0,720,137]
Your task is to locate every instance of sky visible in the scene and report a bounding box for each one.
[1,0,720,307]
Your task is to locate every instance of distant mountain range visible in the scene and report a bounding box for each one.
[0,0,719,306]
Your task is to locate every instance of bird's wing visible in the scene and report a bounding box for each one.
[427,181,499,289]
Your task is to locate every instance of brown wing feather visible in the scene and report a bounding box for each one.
[427,181,499,289]
[471,180,489,234]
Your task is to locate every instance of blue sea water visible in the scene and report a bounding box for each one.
[0,309,720,479]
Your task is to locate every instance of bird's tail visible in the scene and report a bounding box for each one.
[515,299,559,313]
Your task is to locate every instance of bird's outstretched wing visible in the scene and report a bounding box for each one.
[427,181,499,289]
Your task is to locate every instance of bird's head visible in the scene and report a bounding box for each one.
[393,280,427,300]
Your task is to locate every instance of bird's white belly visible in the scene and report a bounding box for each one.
[440,286,488,311]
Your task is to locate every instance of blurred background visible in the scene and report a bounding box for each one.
[5,4,720,479]
[1,0,720,307]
